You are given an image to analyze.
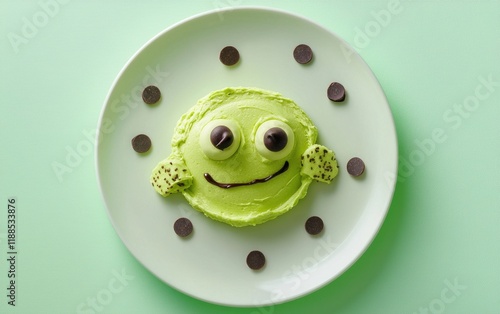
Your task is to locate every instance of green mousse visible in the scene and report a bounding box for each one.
[151,87,338,227]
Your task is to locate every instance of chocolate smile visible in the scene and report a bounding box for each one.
[204,161,289,189]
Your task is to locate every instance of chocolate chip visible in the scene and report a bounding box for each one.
[327,82,346,102]
[293,44,313,64]
[246,250,265,270]
[131,134,151,153]
[173,217,193,237]
[347,157,365,176]
[305,216,324,235]
[219,46,240,66]
[142,85,161,104]
[264,127,288,152]
[211,125,234,150]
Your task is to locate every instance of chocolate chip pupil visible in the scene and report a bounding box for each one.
[211,126,233,150]
[264,127,288,152]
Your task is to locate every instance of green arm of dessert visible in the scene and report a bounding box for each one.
[151,152,193,196]
[300,144,339,183]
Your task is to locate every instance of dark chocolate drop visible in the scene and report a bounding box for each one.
[293,44,313,64]
[210,126,233,150]
[173,218,193,237]
[246,250,266,270]
[131,134,151,153]
[305,216,324,235]
[264,127,288,152]
[219,46,240,66]
[327,82,346,102]
[142,85,161,104]
[347,157,365,177]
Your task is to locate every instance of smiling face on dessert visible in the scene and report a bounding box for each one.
[150,87,338,227]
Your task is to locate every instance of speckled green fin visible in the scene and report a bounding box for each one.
[150,154,193,196]
[300,144,339,183]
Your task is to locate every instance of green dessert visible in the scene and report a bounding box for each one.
[151,87,338,227]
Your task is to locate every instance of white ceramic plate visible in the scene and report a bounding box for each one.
[96,7,397,307]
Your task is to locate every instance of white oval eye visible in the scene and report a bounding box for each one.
[255,120,295,160]
[200,119,241,160]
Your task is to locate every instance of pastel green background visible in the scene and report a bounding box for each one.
[1,0,499,313]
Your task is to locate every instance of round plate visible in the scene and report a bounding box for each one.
[96,7,397,307]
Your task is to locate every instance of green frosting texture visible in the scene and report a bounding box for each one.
[151,87,338,227]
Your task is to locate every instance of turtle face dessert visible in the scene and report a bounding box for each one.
[151,87,338,227]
